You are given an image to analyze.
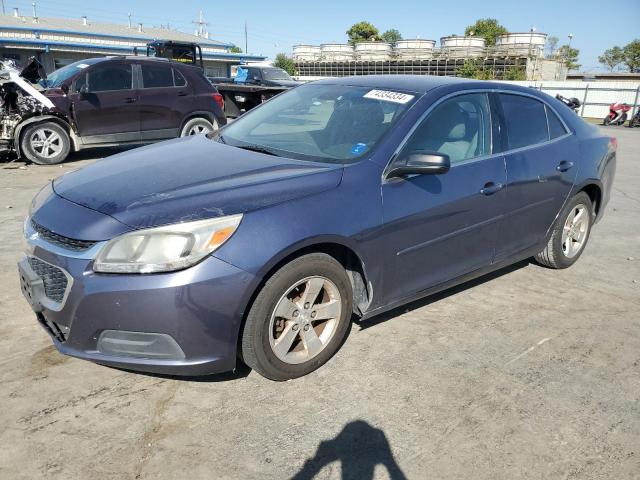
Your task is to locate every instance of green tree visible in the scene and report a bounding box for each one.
[622,39,640,73]
[273,53,296,76]
[381,29,402,45]
[557,45,581,71]
[502,65,526,80]
[598,46,624,71]
[545,36,559,58]
[464,18,508,47]
[229,45,243,53]
[346,21,380,45]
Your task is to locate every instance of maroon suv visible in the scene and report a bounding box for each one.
[7,56,226,165]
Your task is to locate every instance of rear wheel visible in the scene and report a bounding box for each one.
[20,122,71,165]
[535,192,593,269]
[241,253,353,381]
[179,117,216,137]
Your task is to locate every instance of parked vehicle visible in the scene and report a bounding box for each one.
[19,76,616,380]
[627,107,640,128]
[1,56,225,165]
[555,94,581,113]
[209,65,300,118]
[603,102,631,126]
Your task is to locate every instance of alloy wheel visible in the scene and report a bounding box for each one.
[187,124,211,135]
[269,276,342,364]
[30,128,63,159]
[561,203,589,259]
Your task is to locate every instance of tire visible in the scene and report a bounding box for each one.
[629,117,640,128]
[20,122,71,165]
[603,116,612,126]
[535,192,593,269]
[241,253,353,381]
[179,117,216,137]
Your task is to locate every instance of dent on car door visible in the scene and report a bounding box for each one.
[380,92,507,303]
[70,62,140,142]
[493,93,578,261]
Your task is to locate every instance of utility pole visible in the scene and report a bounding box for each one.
[192,10,209,38]
[244,20,248,53]
[1,1,5,15]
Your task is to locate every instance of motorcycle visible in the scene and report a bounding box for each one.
[603,102,631,126]
[628,107,640,128]
[556,94,581,113]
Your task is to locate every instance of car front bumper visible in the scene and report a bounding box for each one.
[18,234,256,376]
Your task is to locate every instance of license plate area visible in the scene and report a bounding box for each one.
[18,258,45,313]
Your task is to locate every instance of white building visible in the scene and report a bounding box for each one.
[0,10,265,77]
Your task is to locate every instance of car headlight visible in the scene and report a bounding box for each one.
[93,214,243,274]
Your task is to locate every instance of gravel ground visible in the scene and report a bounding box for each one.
[0,129,638,480]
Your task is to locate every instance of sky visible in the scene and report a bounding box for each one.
[6,0,640,71]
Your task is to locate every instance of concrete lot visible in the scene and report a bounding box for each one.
[0,128,638,480]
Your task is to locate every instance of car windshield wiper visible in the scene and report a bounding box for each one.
[235,144,281,156]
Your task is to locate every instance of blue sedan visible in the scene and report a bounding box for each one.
[19,76,616,380]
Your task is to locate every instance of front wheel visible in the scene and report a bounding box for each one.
[179,117,216,137]
[20,122,71,165]
[535,192,593,269]
[241,253,353,381]
[603,116,612,126]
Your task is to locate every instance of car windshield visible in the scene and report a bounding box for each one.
[217,83,418,163]
[262,68,293,81]
[41,59,100,87]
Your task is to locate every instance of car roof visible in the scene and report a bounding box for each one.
[312,75,546,98]
[313,75,473,94]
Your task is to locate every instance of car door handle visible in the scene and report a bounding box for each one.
[124,97,137,103]
[556,161,575,172]
[480,182,504,196]
[177,91,188,96]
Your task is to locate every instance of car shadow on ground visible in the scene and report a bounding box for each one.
[291,420,407,479]
[355,259,532,331]
[66,145,142,162]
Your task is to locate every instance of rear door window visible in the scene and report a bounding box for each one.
[499,94,549,150]
[546,105,568,139]
[141,64,174,88]
[87,63,132,92]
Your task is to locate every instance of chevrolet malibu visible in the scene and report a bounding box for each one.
[19,76,616,381]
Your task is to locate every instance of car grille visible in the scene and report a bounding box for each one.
[31,219,96,252]
[27,257,68,304]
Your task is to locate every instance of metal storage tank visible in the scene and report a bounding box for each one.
[292,44,321,61]
[354,42,392,61]
[320,43,355,61]
[394,39,436,59]
[440,36,486,57]
[495,33,547,57]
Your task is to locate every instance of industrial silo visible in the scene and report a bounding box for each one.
[292,44,321,61]
[393,39,436,59]
[495,33,547,57]
[354,42,392,61]
[320,44,355,61]
[440,36,486,57]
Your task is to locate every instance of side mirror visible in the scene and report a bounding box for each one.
[252,76,262,83]
[78,84,89,98]
[60,83,69,95]
[387,151,450,179]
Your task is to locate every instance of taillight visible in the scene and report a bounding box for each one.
[212,93,224,110]
[610,137,618,151]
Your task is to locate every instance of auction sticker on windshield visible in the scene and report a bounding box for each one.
[364,89,414,104]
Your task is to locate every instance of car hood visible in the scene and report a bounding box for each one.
[53,135,343,229]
